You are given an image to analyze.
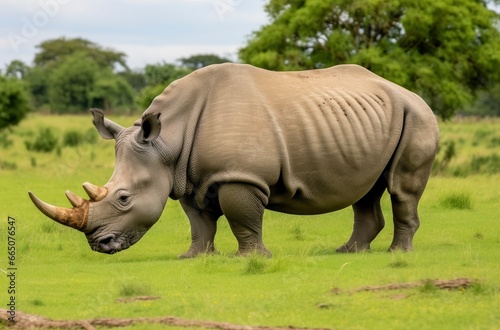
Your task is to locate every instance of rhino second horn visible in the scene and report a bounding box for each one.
[65,190,87,207]
[28,191,89,231]
[82,182,107,202]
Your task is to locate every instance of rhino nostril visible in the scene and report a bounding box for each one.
[98,235,115,246]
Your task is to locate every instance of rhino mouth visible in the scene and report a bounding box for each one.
[87,230,146,254]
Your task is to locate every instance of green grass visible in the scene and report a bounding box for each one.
[1,114,500,329]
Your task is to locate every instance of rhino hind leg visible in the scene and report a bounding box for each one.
[179,196,221,258]
[337,176,387,253]
[388,158,434,252]
[218,183,271,257]
[386,113,438,252]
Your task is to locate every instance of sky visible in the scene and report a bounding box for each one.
[0,0,269,70]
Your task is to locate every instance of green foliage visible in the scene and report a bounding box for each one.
[179,54,232,70]
[90,69,135,113]
[0,160,17,170]
[243,254,288,274]
[144,62,192,87]
[25,66,50,108]
[470,154,500,174]
[388,251,411,269]
[26,37,136,113]
[134,62,193,109]
[0,75,32,131]
[62,128,98,147]
[118,70,147,92]
[244,255,269,274]
[34,37,128,71]
[118,281,152,297]
[433,140,457,173]
[85,127,98,144]
[432,118,500,177]
[439,192,473,210]
[463,83,500,117]
[5,60,30,79]
[240,0,500,119]
[62,130,85,147]
[419,279,439,293]
[25,127,59,152]
[48,53,99,113]
[136,83,169,110]
[0,131,13,148]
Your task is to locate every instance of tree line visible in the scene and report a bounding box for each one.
[1,0,500,132]
[0,37,231,131]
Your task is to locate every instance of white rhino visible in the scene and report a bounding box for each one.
[29,63,439,257]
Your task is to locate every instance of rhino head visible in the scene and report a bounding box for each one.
[29,109,171,254]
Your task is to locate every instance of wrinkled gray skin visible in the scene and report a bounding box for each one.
[29,63,439,257]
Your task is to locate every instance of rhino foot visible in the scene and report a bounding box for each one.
[387,243,413,252]
[236,244,272,258]
[178,244,217,259]
[336,242,371,253]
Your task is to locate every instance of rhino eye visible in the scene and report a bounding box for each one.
[118,195,131,206]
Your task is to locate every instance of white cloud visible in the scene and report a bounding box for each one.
[0,0,267,68]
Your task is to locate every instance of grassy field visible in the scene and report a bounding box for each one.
[1,114,499,329]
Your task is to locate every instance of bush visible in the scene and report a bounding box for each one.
[63,128,98,147]
[118,281,152,297]
[470,154,500,174]
[439,192,473,210]
[0,131,13,148]
[488,136,500,148]
[85,128,98,144]
[0,160,17,170]
[63,130,85,147]
[433,140,456,174]
[0,76,32,131]
[25,127,59,152]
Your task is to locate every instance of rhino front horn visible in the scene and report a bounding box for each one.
[28,191,89,232]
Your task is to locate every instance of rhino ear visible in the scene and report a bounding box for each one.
[90,108,124,140]
[136,113,161,143]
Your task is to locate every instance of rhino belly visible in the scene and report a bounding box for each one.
[266,161,384,215]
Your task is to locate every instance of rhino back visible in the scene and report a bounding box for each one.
[174,64,425,213]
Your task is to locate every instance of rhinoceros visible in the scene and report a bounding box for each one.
[29,63,439,257]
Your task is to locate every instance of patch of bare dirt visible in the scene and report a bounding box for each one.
[0,309,335,330]
[332,277,476,295]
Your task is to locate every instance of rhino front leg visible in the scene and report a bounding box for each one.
[218,183,271,257]
[179,196,221,258]
[337,176,387,253]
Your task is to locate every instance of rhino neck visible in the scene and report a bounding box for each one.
[143,68,216,200]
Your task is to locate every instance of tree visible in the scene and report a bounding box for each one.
[0,75,31,131]
[25,66,50,108]
[5,60,30,79]
[144,62,192,86]
[239,0,500,119]
[137,62,193,109]
[48,52,99,113]
[90,69,135,113]
[464,84,500,116]
[30,37,135,113]
[34,37,128,71]
[179,54,232,70]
